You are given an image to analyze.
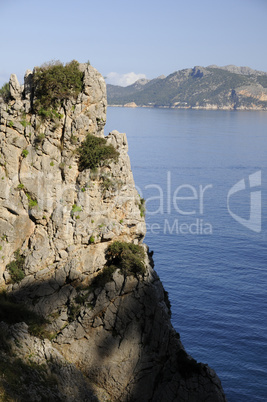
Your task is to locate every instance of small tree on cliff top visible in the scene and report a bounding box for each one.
[33,60,83,112]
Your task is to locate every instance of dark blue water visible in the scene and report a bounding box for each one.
[105,107,267,402]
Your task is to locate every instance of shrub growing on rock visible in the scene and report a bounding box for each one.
[0,82,11,103]
[106,241,146,276]
[33,60,83,113]
[26,193,38,208]
[71,204,82,217]
[89,242,146,291]
[6,249,25,283]
[77,133,119,171]
[21,149,29,158]
[139,196,146,217]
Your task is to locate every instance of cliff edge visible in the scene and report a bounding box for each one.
[0,62,226,401]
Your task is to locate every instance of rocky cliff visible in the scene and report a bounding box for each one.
[0,62,226,401]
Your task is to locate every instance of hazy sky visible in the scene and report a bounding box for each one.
[0,0,266,87]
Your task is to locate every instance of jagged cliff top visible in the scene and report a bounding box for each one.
[0,61,145,280]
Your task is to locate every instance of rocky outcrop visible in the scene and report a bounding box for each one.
[0,63,226,401]
[124,102,138,108]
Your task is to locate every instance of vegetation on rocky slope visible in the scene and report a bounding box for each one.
[107,65,267,109]
[0,82,10,103]
[5,250,25,284]
[33,60,83,113]
[106,241,146,275]
[77,132,119,171]
[0,354,59,402]
[89,241,146,290]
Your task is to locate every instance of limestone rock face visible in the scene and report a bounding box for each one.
[9,74,23,100]
[0,63,226,401]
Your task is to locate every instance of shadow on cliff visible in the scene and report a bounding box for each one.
[0,349,99,402]
[1,274,169,400]
[2,272,226,402]
[0,287,100,401]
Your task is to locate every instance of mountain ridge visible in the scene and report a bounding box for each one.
[107,65,267,110]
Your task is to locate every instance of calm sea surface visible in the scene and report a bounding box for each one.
[105,107,267,402]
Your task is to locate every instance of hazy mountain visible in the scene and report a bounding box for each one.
[107,65,267,110]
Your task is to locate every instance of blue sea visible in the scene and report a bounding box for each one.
[105,107,267,402]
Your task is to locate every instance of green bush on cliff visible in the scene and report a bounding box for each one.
[26,193,38,208]
[106,241,146,276]
[89,241,146,290]
[33,60,83,113]
[77,133,119,171]
[139,196,146,217]
[6,249,25,283]
[21,149,29,158]
[0,82,11,102]
[70,204,82,217]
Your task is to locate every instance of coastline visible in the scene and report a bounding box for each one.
[108,103,267,111]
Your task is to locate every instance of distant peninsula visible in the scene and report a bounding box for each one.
[107,65,267,110]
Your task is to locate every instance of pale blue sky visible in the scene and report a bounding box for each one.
[0,0,266,87]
